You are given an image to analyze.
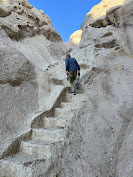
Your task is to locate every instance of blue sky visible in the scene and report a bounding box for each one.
[28,0,101,42]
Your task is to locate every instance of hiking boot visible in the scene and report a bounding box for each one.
[73,91,76,95]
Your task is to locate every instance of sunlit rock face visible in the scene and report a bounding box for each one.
[87,0,126,19]
[69,30,82,44]
[0,0,7,3]
[1,0,133,176]
[0,0,62,41]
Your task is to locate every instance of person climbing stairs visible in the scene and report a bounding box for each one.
[0,91,85,177]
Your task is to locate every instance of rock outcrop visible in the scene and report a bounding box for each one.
[59,0,133,176]
[1,0,133,177]
[0,0,67,163]
[87,0,126,19]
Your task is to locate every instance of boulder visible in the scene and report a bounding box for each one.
[0,27,38,157]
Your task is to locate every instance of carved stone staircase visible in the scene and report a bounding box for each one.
[0,92,85,177]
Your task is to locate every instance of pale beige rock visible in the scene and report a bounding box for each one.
[1,0,133,177]
[0,0,7,3]
[69,30,82,44]
[0,0,62,41]
[87,0,126,19]
[0,83,85,177]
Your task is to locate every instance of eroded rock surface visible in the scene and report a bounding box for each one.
[0,26,38,157]
[0,0,61,41]
[1,0,133,177]
[59,0,133,177]
[0,0,67,161]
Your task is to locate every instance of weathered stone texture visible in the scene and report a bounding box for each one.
[0,26,38,158]
[0,0,62,41]
[1,0,133,177]
[0,0,66,161]
[59,0,133,177]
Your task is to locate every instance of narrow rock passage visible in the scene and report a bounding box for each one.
[0,91,85,177]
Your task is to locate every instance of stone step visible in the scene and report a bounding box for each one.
[32,128,65,142]
[61,102,77,109]
[64,94,84,102]
[20,140,53,159]
[0,154,50,177]
[54,108,76,117]
[43,117,71,128]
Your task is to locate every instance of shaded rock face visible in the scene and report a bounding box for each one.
[60,51,133,177]
[0,0,66,62]
[59,0,133,177]
[0,0,66,159]
[0,0,62,41]
[69,0,126,45]
[1,0,133,177]
[0,26,39,157]
[72,0,133,66]
[69,30,82,44]
[64,40,77,54]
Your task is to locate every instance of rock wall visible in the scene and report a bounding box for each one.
[1,0,133,176]
[87,0,126,19]
[0,0,61,41]
[59,0,133,176]
[0,0,67,159]
[68,0,126,45]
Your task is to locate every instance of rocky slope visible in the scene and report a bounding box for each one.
[59,0,133,176]
[0,0,61,41]
[0,0,68,161]
[1,0,133,176]
[87,0,126,19]
[69,30,82,44]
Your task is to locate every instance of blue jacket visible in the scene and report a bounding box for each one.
[65,57,80,71]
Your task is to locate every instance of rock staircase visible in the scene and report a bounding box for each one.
[0,92,85,177]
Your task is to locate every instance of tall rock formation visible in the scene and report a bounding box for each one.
[69,30,82,44]
[69,0,126,45]
[1,0,133,176]
[0,0,67,161]
[0,0,61,41]
[59,0,133,176]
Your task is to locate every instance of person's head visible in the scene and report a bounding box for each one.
[66,54,71,58]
